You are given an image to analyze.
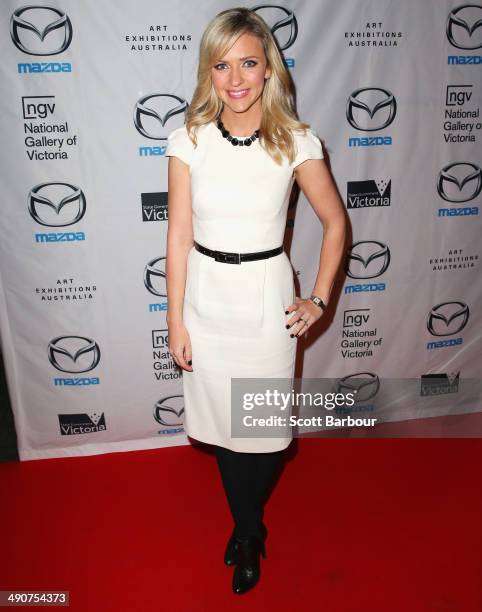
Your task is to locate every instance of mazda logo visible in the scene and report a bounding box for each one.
[154,395,185,427]
[346,87,397,131]
[48,335,101,373]
[345,240,391,279]
[427,301,469,336]
[144,256,167,297]
[446,4,482,50]
[28,182,86,227]
[10,6,73,55]
[337,373,380,402]
[134,94,188,140]
[251,4,298,50]
[437,162,482,202]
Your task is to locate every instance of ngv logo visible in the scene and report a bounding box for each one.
[10,6,73,55]
[343,309,371,328]
[437,162,482,202]
[22,95,55,119]
[347,87,396,132]
[144,256,168,309]
[154,395,185,430]
[152,329,169,349]
[251,4,297,64]
[427,301,469,336]
[29,181,86,226]
[134,94,188,151]
[446,4,482,50]
[445,84,473,106]
[344,240,390,279]
[48,335,101,373]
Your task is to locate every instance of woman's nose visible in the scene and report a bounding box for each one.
[229,66,242,86]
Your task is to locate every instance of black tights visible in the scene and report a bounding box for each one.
[213,444,286,540]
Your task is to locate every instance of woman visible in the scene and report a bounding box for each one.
[165,7,346,595]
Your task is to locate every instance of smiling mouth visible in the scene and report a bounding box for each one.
[227,89,249,98]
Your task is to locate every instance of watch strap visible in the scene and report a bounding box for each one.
[310,294,327,311]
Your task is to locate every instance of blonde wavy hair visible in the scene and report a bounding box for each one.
[185,6,310,165]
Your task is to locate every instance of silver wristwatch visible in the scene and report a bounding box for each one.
[310,294,327,311]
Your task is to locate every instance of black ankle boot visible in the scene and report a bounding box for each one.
[224,522,267,566]
[232,534,267,594]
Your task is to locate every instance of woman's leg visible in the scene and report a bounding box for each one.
[214,445,261,539]
[252,449,285,526]
[214,445,286,540]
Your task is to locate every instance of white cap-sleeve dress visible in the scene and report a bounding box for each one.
[165,121,324,452]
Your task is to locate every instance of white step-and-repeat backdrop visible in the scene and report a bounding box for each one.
[0,1,481,460]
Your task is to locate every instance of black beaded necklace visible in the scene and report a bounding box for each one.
[216,118,260,147]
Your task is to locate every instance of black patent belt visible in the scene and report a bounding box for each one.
[193,240,283,264]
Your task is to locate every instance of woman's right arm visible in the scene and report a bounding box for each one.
[166,155,194,371]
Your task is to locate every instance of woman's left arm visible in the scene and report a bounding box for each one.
[286,158,347,337]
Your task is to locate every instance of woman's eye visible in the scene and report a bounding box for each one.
[213,60,258,70]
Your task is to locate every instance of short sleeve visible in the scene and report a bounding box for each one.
[292,127,324,168]
[165,125,195,167]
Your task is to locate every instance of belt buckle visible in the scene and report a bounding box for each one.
[214,250,241,264]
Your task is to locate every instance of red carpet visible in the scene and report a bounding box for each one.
[1,436,481,611]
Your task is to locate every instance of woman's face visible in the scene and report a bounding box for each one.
[211,32,271,117]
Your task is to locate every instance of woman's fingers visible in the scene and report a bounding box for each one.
[176,347,192,371]
[184,345,193,371]
[167,322,193,372]
[288,315,310,337]
[168,345,193,372]
[286,299,324,336]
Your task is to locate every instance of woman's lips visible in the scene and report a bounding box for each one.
[227,89,249,99]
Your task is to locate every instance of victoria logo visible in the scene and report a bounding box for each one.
[134,94,188,140]
[437,162,482,202]
[28,182,86,227]
[10,6,73,55]
[251,4,298,50]
[154,395,184,427]
[446,4,482,50]
[144,256,167,297]
[427,301,469,336]
[345,240,391,279]
[337,372,380,403]
[346,179,391,209]
[48,335,101,373]
[346,87,397,131]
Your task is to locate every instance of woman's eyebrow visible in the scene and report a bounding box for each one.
[215,55,260,62]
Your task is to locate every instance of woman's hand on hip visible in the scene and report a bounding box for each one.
[285,296,325,338]
[167,319,193,371]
